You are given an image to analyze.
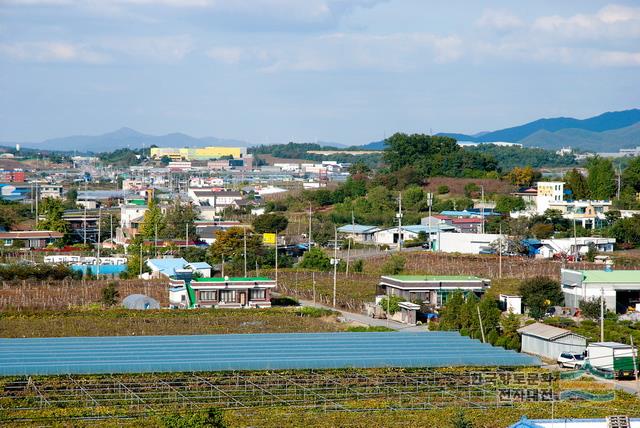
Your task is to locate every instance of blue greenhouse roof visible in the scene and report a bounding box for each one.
[0,332,540,376]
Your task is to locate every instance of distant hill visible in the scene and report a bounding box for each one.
[6,127,250,153]
[362,109,640,152]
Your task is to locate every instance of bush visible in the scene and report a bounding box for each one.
[296,307,334,317]
[437,185,450,194]
[519,276,563,319]
[381,254,405,275]
[270,296,300,307]
[579,297,604,320]
[379,295,404,315]
[298,247,331,271]
[101,282,119,307]
[352,259,364,273]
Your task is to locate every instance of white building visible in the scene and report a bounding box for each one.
[435,232,501,254]
[518,322,587,361]
[374,225,454,248]
[538,237,615,259]
[547,199,612,229]
[535,181,564,214]
[39,184,64,199]
[561,269,640,313]
[188,189,244,212]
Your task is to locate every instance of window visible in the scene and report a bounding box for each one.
[200,291,217,301]
[250,289,266,300]
[219,290,236,303]
[4,239,12,246]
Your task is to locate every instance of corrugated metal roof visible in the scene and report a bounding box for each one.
[517,322,584,341]
[0,332,541,375]
[382,275,485,282]
[337,224,379,233]
[582,270,640,283]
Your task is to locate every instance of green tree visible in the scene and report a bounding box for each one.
[437,185,450,194]
[100,282,119,307]
[37,197,71,239]
[519,276,563,319]
[380,254,405,275]
[609,215,640,247]
[451,409,475,428]
[208,227,264,267]
[252,213,289,234]
[622,156,640,193]
[139,199,166,240]
[65,187,78,209]
[478,295,501,335]
[439,290,465,330]
[586,156,616,200]
[494,195,525,213]
[298,247,331,271]
[579,297,605,320]
[563,168,589,200]
[164,201,199,240]
[379,295,404,315]
[507,166,539,187]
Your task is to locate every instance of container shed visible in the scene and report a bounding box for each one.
[517,322,586,360]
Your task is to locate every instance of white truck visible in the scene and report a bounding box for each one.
[585,342,638,379]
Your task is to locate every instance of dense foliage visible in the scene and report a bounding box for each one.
[467,145,576,170]
[383,133,498,178]
[519,276,564,319]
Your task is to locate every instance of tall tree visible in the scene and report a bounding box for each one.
[164,201,198,240]
[507,166,539,187]
[139,199,166,240]
[252,213,289,234]
[563,168,589,200]
[207,227,264,265]
[37,197,70,239]
[586,156,616,200]
[622,156,640,193]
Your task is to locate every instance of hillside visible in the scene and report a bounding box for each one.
[5,128,250,153]
[420,109,640,152]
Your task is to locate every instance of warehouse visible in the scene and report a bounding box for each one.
[561,269,640,313]
[379,275,490,307]
[517,322,587,361]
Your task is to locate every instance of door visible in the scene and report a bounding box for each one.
[240,292,247,306]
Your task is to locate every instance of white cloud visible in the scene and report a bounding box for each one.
[533,4,640,40]
[476,9,523,31]
[207,32,462,72]
[0,41,108,63]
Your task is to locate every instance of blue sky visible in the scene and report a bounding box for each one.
[1,0,639,146]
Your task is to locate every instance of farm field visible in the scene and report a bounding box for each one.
[1,369,638,427]
[0,308,344,338]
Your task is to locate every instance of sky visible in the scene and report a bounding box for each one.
[1,0,639,146]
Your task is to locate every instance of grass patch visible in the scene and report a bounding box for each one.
[0,308,345,338]
[346,326,395,332]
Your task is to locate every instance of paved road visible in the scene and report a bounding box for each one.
[298,298,428,332]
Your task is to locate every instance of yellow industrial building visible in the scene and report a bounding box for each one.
[150,146,247,161]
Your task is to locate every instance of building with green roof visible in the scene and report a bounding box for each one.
[169,274,276,309]
[561,269,640,313]
[379,275,490,308]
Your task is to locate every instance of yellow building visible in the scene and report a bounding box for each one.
[151,146,246,161]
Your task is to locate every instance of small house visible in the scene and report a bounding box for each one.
[517,322,587,360]
[169,275,275,309]
[0,230,64,248]
[379,275,490,307]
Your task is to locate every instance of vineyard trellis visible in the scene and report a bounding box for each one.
[1,368,569,423]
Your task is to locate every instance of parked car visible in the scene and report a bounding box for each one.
[557,352,585,369]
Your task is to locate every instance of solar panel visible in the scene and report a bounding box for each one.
[0,332,541,375]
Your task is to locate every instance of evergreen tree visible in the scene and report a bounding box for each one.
[37,197,71,240]
[139,199,166,240]
[586,156,616,200]
[563,168,589,200]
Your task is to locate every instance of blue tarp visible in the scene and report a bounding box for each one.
[0,332,541,376]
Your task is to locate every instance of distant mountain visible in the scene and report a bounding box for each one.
[521,122,640,152]
[8,127,250,153]
[361,109,640,152]
[436,109,640,144]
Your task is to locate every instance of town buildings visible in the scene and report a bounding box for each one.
[561,269,640,313]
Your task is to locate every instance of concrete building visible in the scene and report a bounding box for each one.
[0,231,64,248]
[435,232,501,254]
[169,276,275,309]
[518,322,587,361]
[536,181,565,214]
[151,146,247,161]
[547,199,612,229]
[337,224,380,243]
[374,225,454,248]
[39,184,64,199]
[561,269,640,313]
[379,275,490,307]
[188,189,243,212]
[537,237,615,259]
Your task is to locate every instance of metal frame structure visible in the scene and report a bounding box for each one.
[0,368,563,423]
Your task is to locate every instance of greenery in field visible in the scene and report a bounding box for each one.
[466,144,577,170]
[0,308,346,338]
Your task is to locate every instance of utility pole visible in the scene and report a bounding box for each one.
[396,192,403,252]
[34,182,39,227]
[308,203,312,250]
[617,163,622,200]
[480,185,485,234]
[83,179,87,245]
[275,232,278,286]
[243,225,247,278]
[312,271,316,305]
[97,206,101,277]
[630,335,639,398]
[427,192,433,250]
[573,217,578,262]
[498,223,503,279]
[139,243,143,277]
[186,223,189,248]
[154,222,158,258]
[346,211,353,276]
[332,226,338,308]
[110,213,113,244]
[477,305,486,343]
[600,287,605,342]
